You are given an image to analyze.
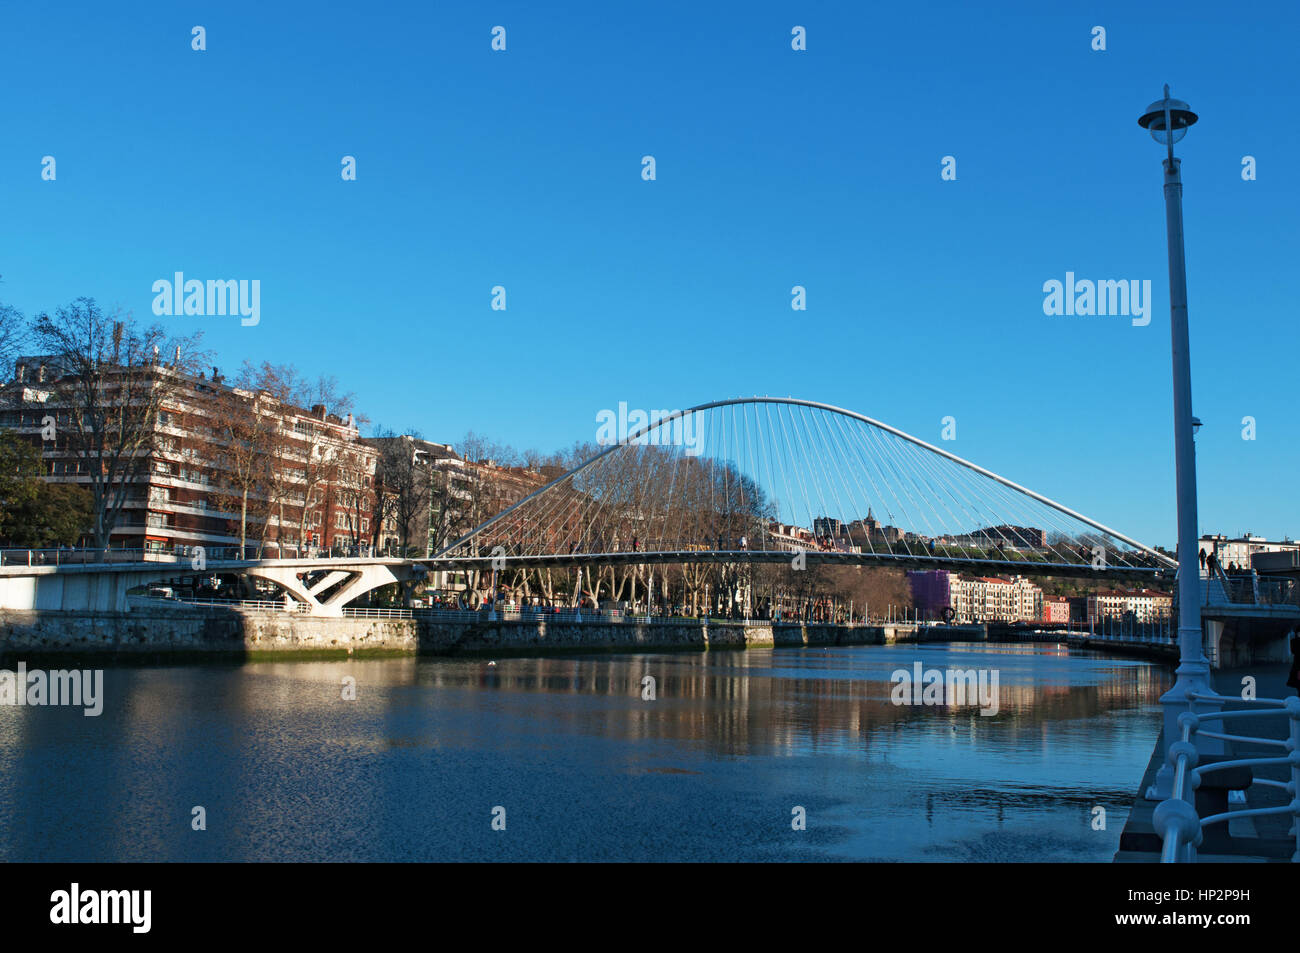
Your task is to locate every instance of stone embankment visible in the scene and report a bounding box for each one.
[0,608,986,659]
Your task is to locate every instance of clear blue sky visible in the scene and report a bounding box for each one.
[2,0,1296,548]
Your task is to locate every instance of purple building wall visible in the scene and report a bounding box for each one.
[907,570,952,619]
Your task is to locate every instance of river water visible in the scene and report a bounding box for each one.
[0,642,1169,862]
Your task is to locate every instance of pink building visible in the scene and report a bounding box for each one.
[1043,596,1070,623]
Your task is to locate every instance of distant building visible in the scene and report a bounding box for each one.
[364,436,550,558]
[908,569,953,619]
[846,508,905,546]
[907,569,1043,623]
[1042,596,1070,623]
[812,516,843,538]
[768,522,817,553]
[1086,588,1172,624]
[1199,533,1299,570]
[979,524,1047,549]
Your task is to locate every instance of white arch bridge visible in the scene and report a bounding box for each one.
[0,398,1177,616]
[429,397,1176,581]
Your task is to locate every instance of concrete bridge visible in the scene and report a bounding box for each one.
[0,555,425,618]
[1198,570,1300,666]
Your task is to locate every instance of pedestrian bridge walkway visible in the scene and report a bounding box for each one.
[0,551,425,618]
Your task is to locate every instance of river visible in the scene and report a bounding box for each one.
[0,642,1169,861]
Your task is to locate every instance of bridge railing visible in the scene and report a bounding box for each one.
[1200,571,1300,608]
[1153,693,1300,863]
[127,595,311,614]
[0,546,397,568]
[0,546,247,567]
[342,607,415,619]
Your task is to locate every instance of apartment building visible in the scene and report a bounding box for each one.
[366,435,552,558]
[907,569,1044,623]
[1042,595,1070,623]
[1085,588,1172,624]
[3,355,376,556]
[1199,533,1300,569]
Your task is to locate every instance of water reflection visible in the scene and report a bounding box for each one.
[0,644,1169,862]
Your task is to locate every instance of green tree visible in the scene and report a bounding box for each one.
[0,430,93,546]
[6,482,94,547]
[0,430,42,538]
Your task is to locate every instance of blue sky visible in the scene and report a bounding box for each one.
[2,0,1297,547]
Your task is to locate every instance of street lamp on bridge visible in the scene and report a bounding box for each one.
[1138,86,1223,800]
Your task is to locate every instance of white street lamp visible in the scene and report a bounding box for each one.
[1138,86,1226,800]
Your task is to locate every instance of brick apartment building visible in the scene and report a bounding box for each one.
[907,569,1044,623]
[2,355,376,556]
[365,434,555,558]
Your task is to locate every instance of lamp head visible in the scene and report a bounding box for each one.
[1138,84,1198,147]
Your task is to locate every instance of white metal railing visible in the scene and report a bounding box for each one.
[1,546,246,567]
[1086,615,1177,646]
[1153,693,1300,863]
[127,595,310,613]
[342,607,414,619]
[0,546,391,568]
[1199,571,1300,608]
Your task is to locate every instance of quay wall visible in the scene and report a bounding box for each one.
[0,609,1182,664]
[1,609,908,659]
[0,609,417,658]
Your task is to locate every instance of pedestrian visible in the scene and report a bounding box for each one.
[1199,549,1206,570]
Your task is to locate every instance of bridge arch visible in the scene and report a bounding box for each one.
[435,396,1174,579]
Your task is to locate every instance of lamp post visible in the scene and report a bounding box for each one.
[1138,86,1224,800]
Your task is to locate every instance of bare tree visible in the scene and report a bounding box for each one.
[0,300,26,388]
[206,367,278,556]
[293,375,355,552]
[29,299,205,551]
[373,431,433,556]
[241,362,307,556]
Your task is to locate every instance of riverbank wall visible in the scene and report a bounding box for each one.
[0,608,908,659]
[0,608,1177,663]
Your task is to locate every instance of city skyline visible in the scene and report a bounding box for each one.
[2,0,1297,547]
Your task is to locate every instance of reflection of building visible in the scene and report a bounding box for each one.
[1086,588,1172,624]
[907,569,1043,623]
